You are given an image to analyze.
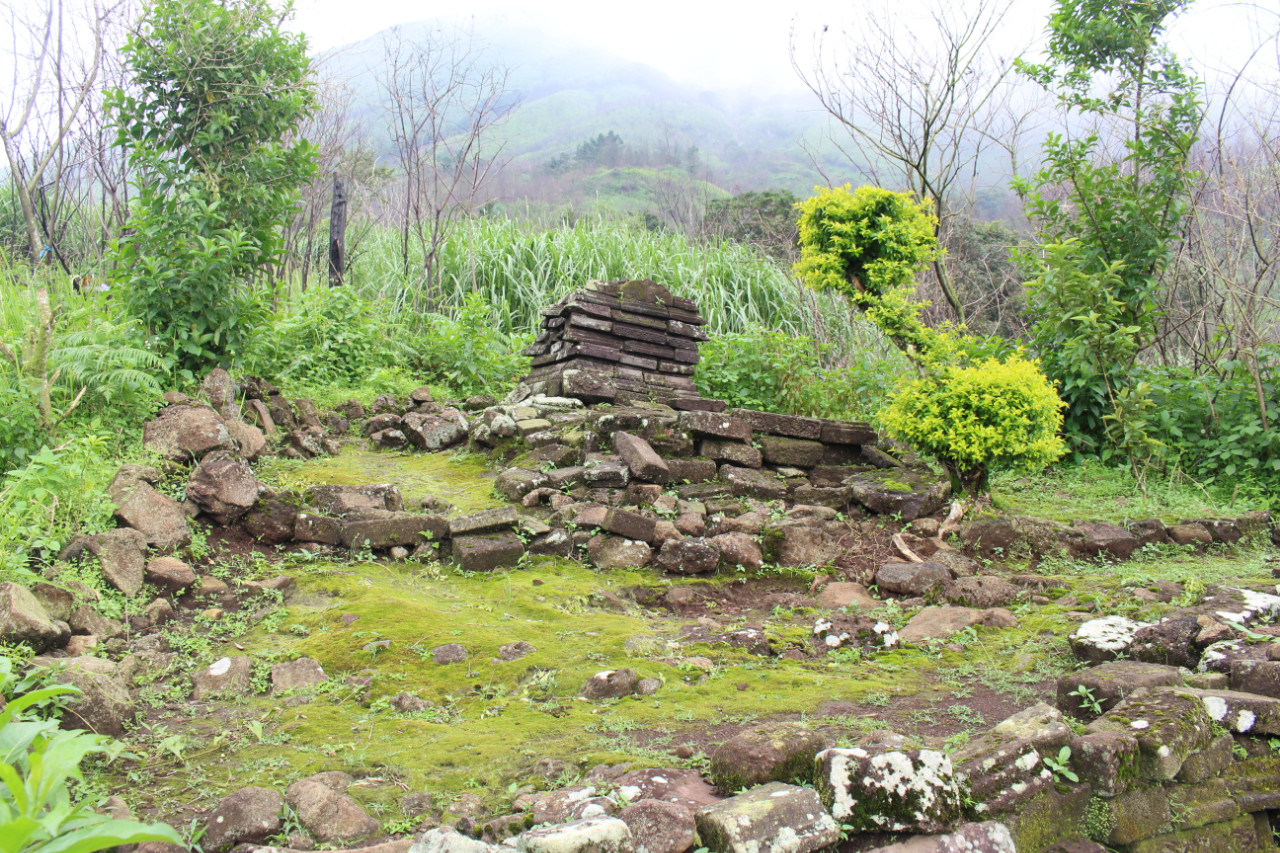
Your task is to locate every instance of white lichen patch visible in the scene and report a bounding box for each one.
[1238,710,1256,731]
[1202,696,1229,721]
[1071,616,1151,652]
[1130,720,1151,730]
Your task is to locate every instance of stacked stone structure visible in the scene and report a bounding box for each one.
[518,278,724,411]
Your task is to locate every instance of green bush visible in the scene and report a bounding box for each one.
[0,658,182,853]
[881,354,1067,494]
[695,325,904,421]
[245,286,410,386]
[409,293,530,398]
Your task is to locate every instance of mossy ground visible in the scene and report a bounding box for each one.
[88,448,1279,843]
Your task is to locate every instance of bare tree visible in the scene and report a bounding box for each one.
[1,0,122,266]
[377,22,518,310]
[791,0,1036,323]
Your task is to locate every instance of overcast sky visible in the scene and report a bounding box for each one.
[284,0,1279,96]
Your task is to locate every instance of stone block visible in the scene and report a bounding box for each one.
[340,514,450,549]
[1229,659,1280,698]
[1086,688,1213,780]
[708,722,828,792]
[1125,814,1260,853]
[953,733,1053,817]
[677,411,752,442]
[665,458,718,482]
[614,432,670,483]
[1177,734,1234,783]
[603,508,658,543]
[1098,786,1172,846]
[1222,753,1280,812]
[729,409,822,440]
[757,435,824,467]
[1070,732,1140,797]
[1056,661,1184,721]
[1069,616,1153,665]
[295,513,341,545]
[452,533,525,572]
[816,746,961,833]
[699,439,761,468]
[1164,685,1280,735]
[449,507,518,536]
[695,782,839,853]
[718,465,787,500]
[1167,778,1241,830]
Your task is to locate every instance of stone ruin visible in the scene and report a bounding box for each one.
[516,278,724,411]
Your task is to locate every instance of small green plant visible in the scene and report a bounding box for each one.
[1067,684,1104,716]
[1042,745,1079,783]
[1080,796,1115,842]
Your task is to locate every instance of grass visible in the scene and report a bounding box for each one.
[993,458,1271,524]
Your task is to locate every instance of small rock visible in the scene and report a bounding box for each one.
[499,641,537,662]
[517,817,632,853]
[582,669,640,699]
[391,692,433,713]
[145,556,197,592]
[619,800,695,853]
[191,656,253,700]
[286,778,380,844]
[817,582,879,609]
[201,786,283,852]
[433,643,469,664]
[270,658,327,692]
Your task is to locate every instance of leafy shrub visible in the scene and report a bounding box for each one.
[881,354,1067,494]
[795,185,1067,494]
[0,658,182,853]
[0,435,118,581]
[246,286,410,386]
[409,293,529,397]
[696,325,904,421]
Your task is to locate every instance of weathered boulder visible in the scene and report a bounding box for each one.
[655,539,719,575]
[1069,615,1151,664]
[242,496,300,545]
[0,581,62,651]
[846,469,951,521]
[402,413,467,451]
[85,528,149,597]
[708,722,827,792]
[1055,661,1184,721]
[1085,688,1213,780]
[876,561,951,596]
[186,451,261,524]
[582,669,640,699]
[28,655,134,736]
[695,782,839,853]
[270,658,327,692]
[201,786,282,851]
[191,656,254,700]
[516,817,632,853]
[201,369,239,419]
[619,800,695,853]
[286,778,380,844]
[143,405,232,461]
[588,536,652,570]
[898,606,1016,643]
[108,466,191,550]
[816,745,960,833]
[452,532,525,572]
[225,420,267,461]
[1068,521,1139,561]
[145,556,197,592]
[708,532,762,571]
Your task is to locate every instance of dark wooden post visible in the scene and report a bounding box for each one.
[328,174,347,287]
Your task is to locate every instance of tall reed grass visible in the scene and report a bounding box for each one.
[338,217,880,362]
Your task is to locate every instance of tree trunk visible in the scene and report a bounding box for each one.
[328,174,347,287]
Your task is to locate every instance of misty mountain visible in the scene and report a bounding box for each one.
[317,17,856,198]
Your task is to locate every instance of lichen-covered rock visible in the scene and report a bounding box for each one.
[768,523,843,568]
[1056,661,1184,721]
[305,483,403,515]
[191,656,253,700]
[242,496,299,545]
[1068,732,1140,797]
[1166,685,1280,735]
[1068,521,1139,561]
[1122,814,1259,853]
[708,722,827,793]
[866,822,1017,852]
[719,465,785,499]
[85,528,149,597]
[516,817,632,853]
[1069,615,1152,664]
[588,536,652,570]
[340,514,449,549]
[201,786,283,851]
[412,827,505,853]
[846,469,951,521]
[619,800,695,853]
[402,412,467,451]
[1128,617,1202,668]
[952,732,1053,817]
[513,785,607,824]
[990,702,1073,751]
[816,745,961,833]
[695,782,840,853]
[1085,688,1213,780]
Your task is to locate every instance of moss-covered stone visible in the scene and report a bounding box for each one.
[816,746,961,834]
[695,782,839,853]
[1086,689,1213,780]
[707,723,827,793]
[1125,813,1260,853]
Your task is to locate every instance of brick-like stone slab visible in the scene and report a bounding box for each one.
[665,459,719,483]
[452,532,525,572]
[818,420,878,445]
[729,409,821,440]
[696,783,839,853]
[614,432,670,483]
[449,506,518,536]
[1087,689,1213,780]
[604,508,658,543]
[340,515,449,549]
[677,411,752,442]
[757,435,824,467]
[699,439,762,468]
[1162,686,1280,735]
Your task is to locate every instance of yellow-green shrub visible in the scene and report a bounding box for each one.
[794,185,1068,495]
[881,353,1066,494]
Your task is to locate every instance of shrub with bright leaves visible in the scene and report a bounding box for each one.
[881,353,1067,495]
[0,659,182,853]
[795,184,1067,495]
